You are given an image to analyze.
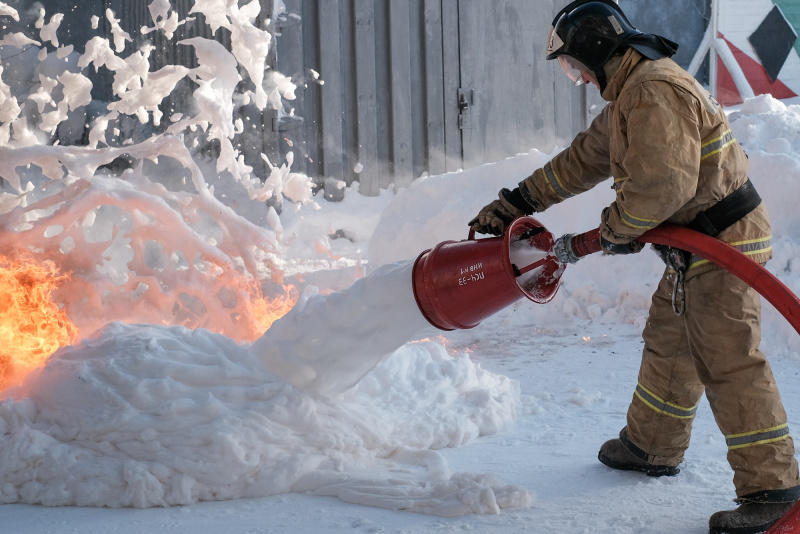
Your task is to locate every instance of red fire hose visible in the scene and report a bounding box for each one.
[569,225,800,336]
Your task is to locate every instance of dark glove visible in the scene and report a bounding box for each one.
[600,236,643,255]
[599,206,643,255]
[469,186,537,236]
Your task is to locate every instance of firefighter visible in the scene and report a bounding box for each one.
[469,1,800,532]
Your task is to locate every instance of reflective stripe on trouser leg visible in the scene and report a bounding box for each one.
[726,424,790,450]
[626,269,704,467]
[634,383,698,420]
[684,268,798,496]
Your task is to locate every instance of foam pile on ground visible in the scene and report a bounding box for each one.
[0,321,529,515]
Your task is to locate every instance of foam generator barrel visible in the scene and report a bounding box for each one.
[412,216,563,331]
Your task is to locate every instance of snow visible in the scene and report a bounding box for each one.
[2,1,800,532]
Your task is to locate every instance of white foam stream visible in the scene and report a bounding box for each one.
[252,260,433,396]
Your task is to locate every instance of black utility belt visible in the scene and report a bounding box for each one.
[687,178,761,238]
[656,178,761,316]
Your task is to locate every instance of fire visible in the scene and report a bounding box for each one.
[408,335,465,356]
[251,285,298,333]
[0,254,78,390]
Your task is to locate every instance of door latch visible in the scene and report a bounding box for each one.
[458,88,473,129]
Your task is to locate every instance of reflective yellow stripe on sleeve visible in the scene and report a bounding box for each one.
[620,209,660,231]
[700,129,736,160]
[726,424,790,450]
[635,383,698,419]
[542,161,575,201]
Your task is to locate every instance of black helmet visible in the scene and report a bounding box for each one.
[546,0,678,90]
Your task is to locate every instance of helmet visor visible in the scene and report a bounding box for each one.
[557,55,592,86]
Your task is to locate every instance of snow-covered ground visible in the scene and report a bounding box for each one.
[3,1,800,533]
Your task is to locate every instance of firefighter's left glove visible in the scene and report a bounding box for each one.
[600,237,643,255]
[469,187,536,236]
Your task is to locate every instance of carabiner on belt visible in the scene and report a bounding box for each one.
[671,268,686,316]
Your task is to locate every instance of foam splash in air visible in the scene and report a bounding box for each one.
[0,0,307,341]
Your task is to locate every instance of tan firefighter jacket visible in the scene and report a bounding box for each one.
[522,48,772,275]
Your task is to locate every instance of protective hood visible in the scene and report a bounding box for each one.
[625,32,679,61]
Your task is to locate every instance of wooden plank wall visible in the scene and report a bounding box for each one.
[456,0,587,170]
[276,0,591,197]
[35,0,709,197]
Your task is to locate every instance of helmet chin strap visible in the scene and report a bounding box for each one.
[594,68,608,93]
[594,52,625,93]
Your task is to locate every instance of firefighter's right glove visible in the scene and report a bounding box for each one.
[554,233,582,264]
[469,186,536,236]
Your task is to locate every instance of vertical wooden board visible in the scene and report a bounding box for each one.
[372,1,394,190]
[454,0,483,166]
[532,0,558,153]
[338,0,357,187]
[131,0,148,51]
[274,0,308,177]
[423,0,447,176]
[457,1,545,169]
[317,0,344,179]
[441,0,462,172]
[300,0,322,180]
[407,2,427,179]
[173,0,191,72]
[353,0,380,195]
[389,1,414,189]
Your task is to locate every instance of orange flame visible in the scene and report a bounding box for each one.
[251,284,298,334]
[0,254,78,390]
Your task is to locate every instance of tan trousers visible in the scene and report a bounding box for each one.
[625,266,799,497]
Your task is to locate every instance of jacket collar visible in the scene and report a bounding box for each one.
[601,48,646,101]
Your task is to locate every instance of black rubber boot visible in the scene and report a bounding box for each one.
[709,487,800,534]
[597,427,680,477]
